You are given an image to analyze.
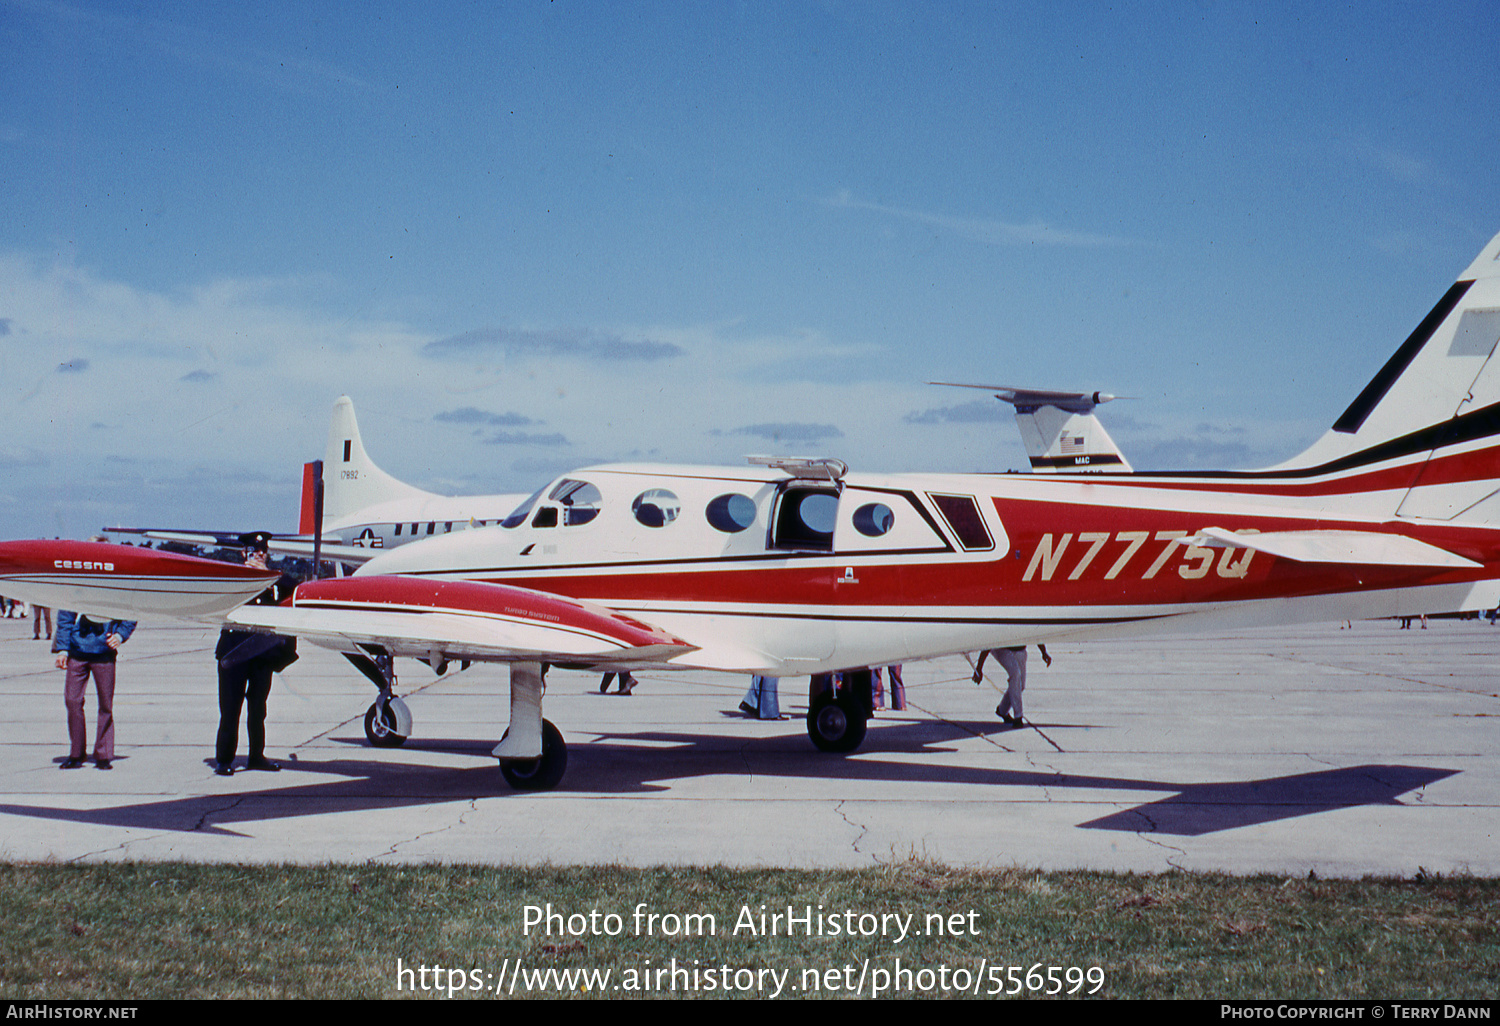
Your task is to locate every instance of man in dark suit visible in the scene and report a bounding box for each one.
[214,533,298,776]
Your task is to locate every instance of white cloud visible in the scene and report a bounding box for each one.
[0,248,1311,538]
[826,190,1141,248]
[0,251,999,535]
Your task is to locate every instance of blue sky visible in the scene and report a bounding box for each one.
[2,0,1498,539]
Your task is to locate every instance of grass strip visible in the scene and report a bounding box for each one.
[2,860,1496,999]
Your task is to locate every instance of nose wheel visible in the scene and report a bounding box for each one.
[346,648,412,748]
[364,697,410,748]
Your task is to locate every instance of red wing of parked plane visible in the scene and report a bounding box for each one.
[0,540,279,621]
[227,575,696,666]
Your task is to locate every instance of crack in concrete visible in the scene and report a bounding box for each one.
[833,799,869,855]
[71,832,177,863]
[1126,807,1190,866]
[193,795,246,833]
[378,798,478,861]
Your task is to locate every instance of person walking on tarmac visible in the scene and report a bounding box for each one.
[973,644,1050,727]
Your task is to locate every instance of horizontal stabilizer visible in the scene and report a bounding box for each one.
[1189,527,1482,568]
[228,575,699,666]
[929,383,1119,413]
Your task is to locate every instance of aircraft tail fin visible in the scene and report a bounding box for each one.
[1010,390,1132,474]
[298,461,321,535]
[321,396,441,523]
[1272,230,1500,523]
[929,384,1132,472]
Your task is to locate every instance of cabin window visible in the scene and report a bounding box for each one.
[929,493,993,551]
[853,503,894,537]
[772,487,838,551]
[706,493,757,533]
[632,489,681,527]
[531,507,558,528]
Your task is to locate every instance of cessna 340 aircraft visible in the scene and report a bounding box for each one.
[5,229,1500,790]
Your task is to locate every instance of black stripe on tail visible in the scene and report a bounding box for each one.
[1332,280,1474,434]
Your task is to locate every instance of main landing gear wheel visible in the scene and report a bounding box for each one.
[364,700,408,748]
[498,719,568,791]
[807,691,868,753]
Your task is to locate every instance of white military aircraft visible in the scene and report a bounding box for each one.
[7,229,1500,790]
[105,396,528,566]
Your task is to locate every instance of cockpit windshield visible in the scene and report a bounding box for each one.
[501,479,604,529]
[500,487,545,529]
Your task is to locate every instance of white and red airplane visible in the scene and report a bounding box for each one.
[5,229,1500,790]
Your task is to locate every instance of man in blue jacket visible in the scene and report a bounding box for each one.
[54,610,136,769]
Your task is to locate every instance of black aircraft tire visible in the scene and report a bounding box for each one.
[499,719,568,791]
[807,691,868,753]
[364,702,408,748]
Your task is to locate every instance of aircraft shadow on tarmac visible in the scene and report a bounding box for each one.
[0,716,1458,839]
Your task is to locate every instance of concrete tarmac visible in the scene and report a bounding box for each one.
[1,613,1496,876]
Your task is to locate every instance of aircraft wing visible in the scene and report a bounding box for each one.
[0,538,701,669]
[104,527,387,566]
[1190,527,1482,569]
[227,575,699,668]
[0,539,279,621]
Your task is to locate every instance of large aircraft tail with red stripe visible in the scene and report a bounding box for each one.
[1265,231,1500,523]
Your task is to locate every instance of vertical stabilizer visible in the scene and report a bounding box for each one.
[929,383,1131,472]
[298,462,321,535]
[1270,230,1500,522]
[322,397,440,523]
